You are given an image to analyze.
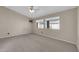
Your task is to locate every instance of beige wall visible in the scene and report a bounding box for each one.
[77,7,79,51]
[0,7,32,38]
[33,8,77,45]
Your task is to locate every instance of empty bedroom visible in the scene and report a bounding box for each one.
[0,6,79,52]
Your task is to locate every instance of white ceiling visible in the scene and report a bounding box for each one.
[5,6,76,19]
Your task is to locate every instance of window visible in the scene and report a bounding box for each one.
[36,16,60,30]
[44,20,47,29]
[48,16,60,30]
[49,19,60,30]
[36,19,45,29]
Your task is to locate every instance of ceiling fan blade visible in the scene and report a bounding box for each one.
[34,9,40,10]
[32,6,39,10]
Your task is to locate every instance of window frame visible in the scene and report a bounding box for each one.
[36,16,60,30]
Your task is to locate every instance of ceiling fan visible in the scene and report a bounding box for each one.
[28,6,39,13]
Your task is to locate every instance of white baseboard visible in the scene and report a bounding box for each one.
[0,32,76,45]
[34,33,76,45]
[0,33,32,39]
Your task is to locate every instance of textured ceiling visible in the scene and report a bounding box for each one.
[5,6,76,19]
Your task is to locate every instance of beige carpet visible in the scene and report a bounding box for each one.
[0,34,77,52]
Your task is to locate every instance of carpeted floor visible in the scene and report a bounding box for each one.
[0,34,77,52]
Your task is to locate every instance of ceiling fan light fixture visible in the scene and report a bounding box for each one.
[29,9,35,13]
[29,6,35,13]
